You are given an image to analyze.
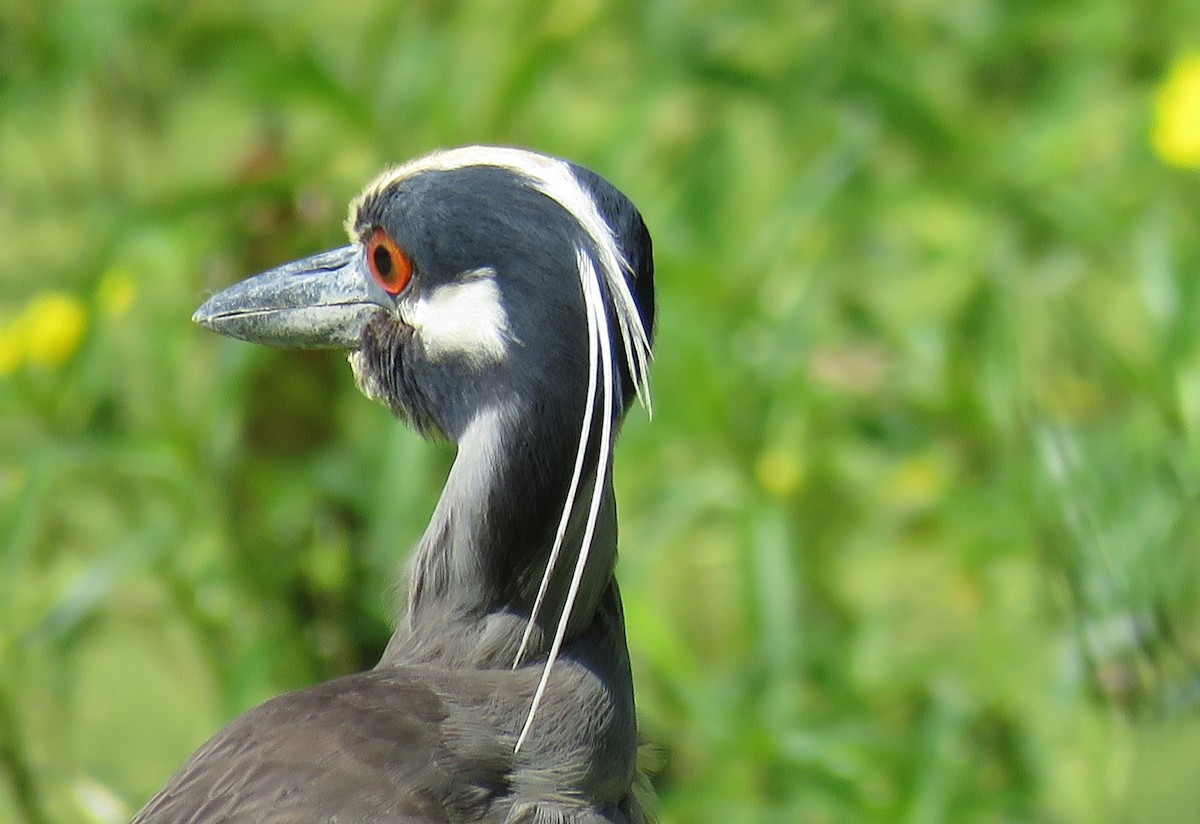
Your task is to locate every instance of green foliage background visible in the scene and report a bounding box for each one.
[3,1,1200,822]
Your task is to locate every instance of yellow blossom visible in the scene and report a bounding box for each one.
[1152,53,1200,168]
[883,452,949,510]
[97,268,136,317]
[755,448,803,498]
[24,292,87,368]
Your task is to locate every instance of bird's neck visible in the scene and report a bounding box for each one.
[379,404,620,668]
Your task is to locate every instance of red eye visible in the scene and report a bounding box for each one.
[366,228,413,295]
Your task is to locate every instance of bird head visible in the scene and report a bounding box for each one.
[194,146,655,442]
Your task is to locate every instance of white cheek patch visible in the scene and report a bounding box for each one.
[402,269,513,365]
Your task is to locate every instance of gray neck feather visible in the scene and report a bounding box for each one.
[378,405,619,669]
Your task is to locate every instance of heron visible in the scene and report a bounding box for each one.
[133,147,656,823]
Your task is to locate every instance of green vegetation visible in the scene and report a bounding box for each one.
[4,1,1200,821]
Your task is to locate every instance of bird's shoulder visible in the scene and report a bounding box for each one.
[132,667,510,824]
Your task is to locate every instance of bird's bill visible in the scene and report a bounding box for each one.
[192,245,393,349]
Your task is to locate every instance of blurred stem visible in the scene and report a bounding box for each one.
[0,684,50,824]
[90,63,124,198]
[161,567,238,711]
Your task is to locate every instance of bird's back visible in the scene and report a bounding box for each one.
[133,657,645,823]
[133,669,487,823]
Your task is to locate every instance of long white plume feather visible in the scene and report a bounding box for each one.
[512,251,601,670]
[515,253,615,754]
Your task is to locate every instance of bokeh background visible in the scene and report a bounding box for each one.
[4,1,1200,822]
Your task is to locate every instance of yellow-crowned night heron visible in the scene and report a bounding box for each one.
[134,147,655,823]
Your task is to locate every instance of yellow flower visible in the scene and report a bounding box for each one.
[755,448,803,498]
[883,452,949,511]
[24,292,87,368]
[97,268,136,317]
[1152,53,1200,168]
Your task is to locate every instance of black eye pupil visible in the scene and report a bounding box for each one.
[373,245,393,278]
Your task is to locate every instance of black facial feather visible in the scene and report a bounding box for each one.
[356,314,443,438]
[353,167,596,438]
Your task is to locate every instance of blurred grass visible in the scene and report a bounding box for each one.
[3,1,1200,822]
